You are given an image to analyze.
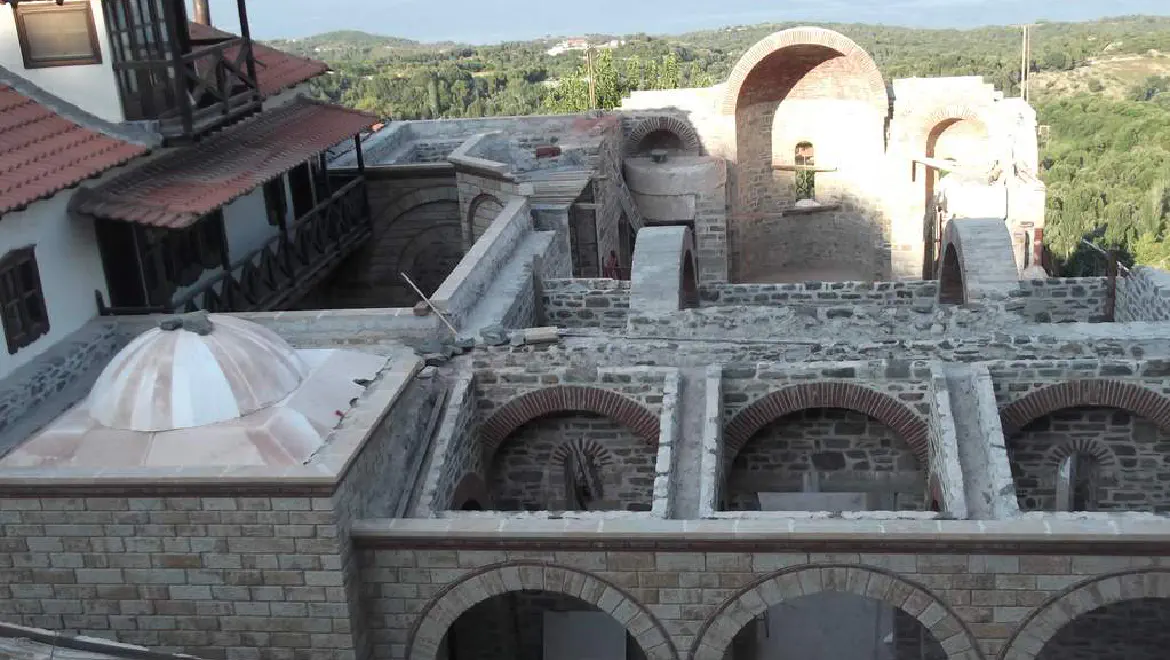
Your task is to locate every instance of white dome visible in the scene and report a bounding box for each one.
[87,313,309,432]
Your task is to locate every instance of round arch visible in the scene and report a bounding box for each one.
[998,569,1170,660]
[999,379,1170,436]
[722,382,932,468]
[939,243,965,304]
[938,218,1019,304]
[382,187,462,231]
[467,193,505,244]
[720,26,888,116]
[405,560,678,660]
[479,386,660,463]
[449,472,490,510]
[626,116,703,155]
[690,564,983,660]
[913,105,994,153]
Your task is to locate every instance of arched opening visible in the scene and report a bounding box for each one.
[937,244,963,304]
[727,591,947,660]
[633,129,685,156]
[1037,597,1170,660]
[681,250,699,309]
[1005,407,1162,513]
[723,408,928,512]
[726,30,889,285]
[487,412,656,512]
[459,500,483,511]
[468,194,505,245]
[921,117,990,276]
[795,141,816,202]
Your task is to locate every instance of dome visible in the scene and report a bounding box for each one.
[87,313,309,432]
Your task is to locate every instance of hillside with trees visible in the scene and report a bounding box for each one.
[270,16,1170,274]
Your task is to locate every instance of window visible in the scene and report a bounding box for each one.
[795,141,816,201]
[0,247,50,355]
[263,177,289,227]
[1056,453,1098,512]
[288,162,317,219]
[14,0,103,69]
[139,212,227,305]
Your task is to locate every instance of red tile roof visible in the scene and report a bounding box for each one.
[70,98,377,229]
[0,86,148,215]
[187,23,330,98]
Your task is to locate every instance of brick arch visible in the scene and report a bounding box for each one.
[722,383,931,468]
[382,186,461,231]
[549,437,617,468]
[938,218,1019,305]
[997,569,1170,660]
[405,560,679,660]
[999,379,1170,436]
[915,105,992,150]
[626,116,702,155]
[480,386,659,463]
[720,26,888,116]
[1043,437,1119,470]
[449,472,490,510]
[690,564,983,660]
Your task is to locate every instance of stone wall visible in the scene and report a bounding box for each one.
[415,376,478,515]
[354,544,1170,660]
[489,414,657,512]
[541,279,630,330]
[474,367,668,422]
[700,281,938,307]
[1011,278,1110,323]
[724,409,927,511]
[455,171,523,252]
[1037,598,1170,660]
[1007,407,1170,513]
[1117,267,1170,322]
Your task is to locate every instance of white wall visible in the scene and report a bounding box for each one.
[222,187,281,260]
[0,189,110,380]
[0,2,125,123]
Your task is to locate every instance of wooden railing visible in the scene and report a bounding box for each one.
[112,37,261,141]
[97,178,371,316]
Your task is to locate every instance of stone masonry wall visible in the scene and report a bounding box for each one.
[1011,278,1110,323]
[731,204,890,283]
[725,409,927,512]
[415,376,478,515]
[1037,597,1170,660]
[542,279,630,330]
[1007,407,1170,513]
[356,548,1169,660]
[700,281,938,307]
[474,367,668,422]
[489,414,656,512]
[1117,267,1170,322]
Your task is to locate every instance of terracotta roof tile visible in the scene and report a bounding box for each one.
[0,86,149,215]
[188,23,330,98]
[69,98,377,229]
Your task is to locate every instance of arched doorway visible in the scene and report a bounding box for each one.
[919,115,990,277]
[690,565,979,660]
[468,193,505,246]
[406,562,676,660]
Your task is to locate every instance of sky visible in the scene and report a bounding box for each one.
[196,0,1170,43]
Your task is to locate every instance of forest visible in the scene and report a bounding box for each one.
[268,15,1170,274]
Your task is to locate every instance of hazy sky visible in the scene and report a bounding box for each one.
[196,0,1170,42]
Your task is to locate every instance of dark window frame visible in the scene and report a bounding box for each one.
[0,246,50,355]
[14,0,104,69]
[263,176,289,227]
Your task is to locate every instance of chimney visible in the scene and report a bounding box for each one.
[192,0,212,26]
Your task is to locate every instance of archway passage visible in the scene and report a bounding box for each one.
[469,193,505,245]
[1036,597,1170,660]
[407,562,676,660]
[1001,571,1170,660]
[921,115,990,277]
[690,565,980,660]
[488,414,656,512]
[724,407,928,512]
[938,244,964,304]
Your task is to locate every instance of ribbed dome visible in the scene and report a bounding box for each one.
[87,313,309,432]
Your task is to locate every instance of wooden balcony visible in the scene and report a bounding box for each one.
[97,178,372,316]
[112,36,262,143]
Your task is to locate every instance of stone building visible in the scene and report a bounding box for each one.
[0,12,1168,660]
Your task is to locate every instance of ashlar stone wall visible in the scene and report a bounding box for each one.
[1010,278,1110,324]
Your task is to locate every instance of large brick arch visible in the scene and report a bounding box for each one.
[690,564,983,660]
[723,383,931,468]
[997,569,1170,660]
[382,186,461,231]
[626,116,702,155]
[720,26,888,115]
[999,379,1170,436]
[480,386,660,462]
[912,105,992,152]
[405,560,679,660]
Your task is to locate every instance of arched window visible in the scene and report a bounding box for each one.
[795,141,816,201]
[1056,453,1098,511]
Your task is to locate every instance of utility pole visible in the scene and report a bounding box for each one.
[586,46,597,109]
[1018,24,1036,102]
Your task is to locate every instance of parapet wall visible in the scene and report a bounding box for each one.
[541,279,630,330]
[1118,267,1170,322]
